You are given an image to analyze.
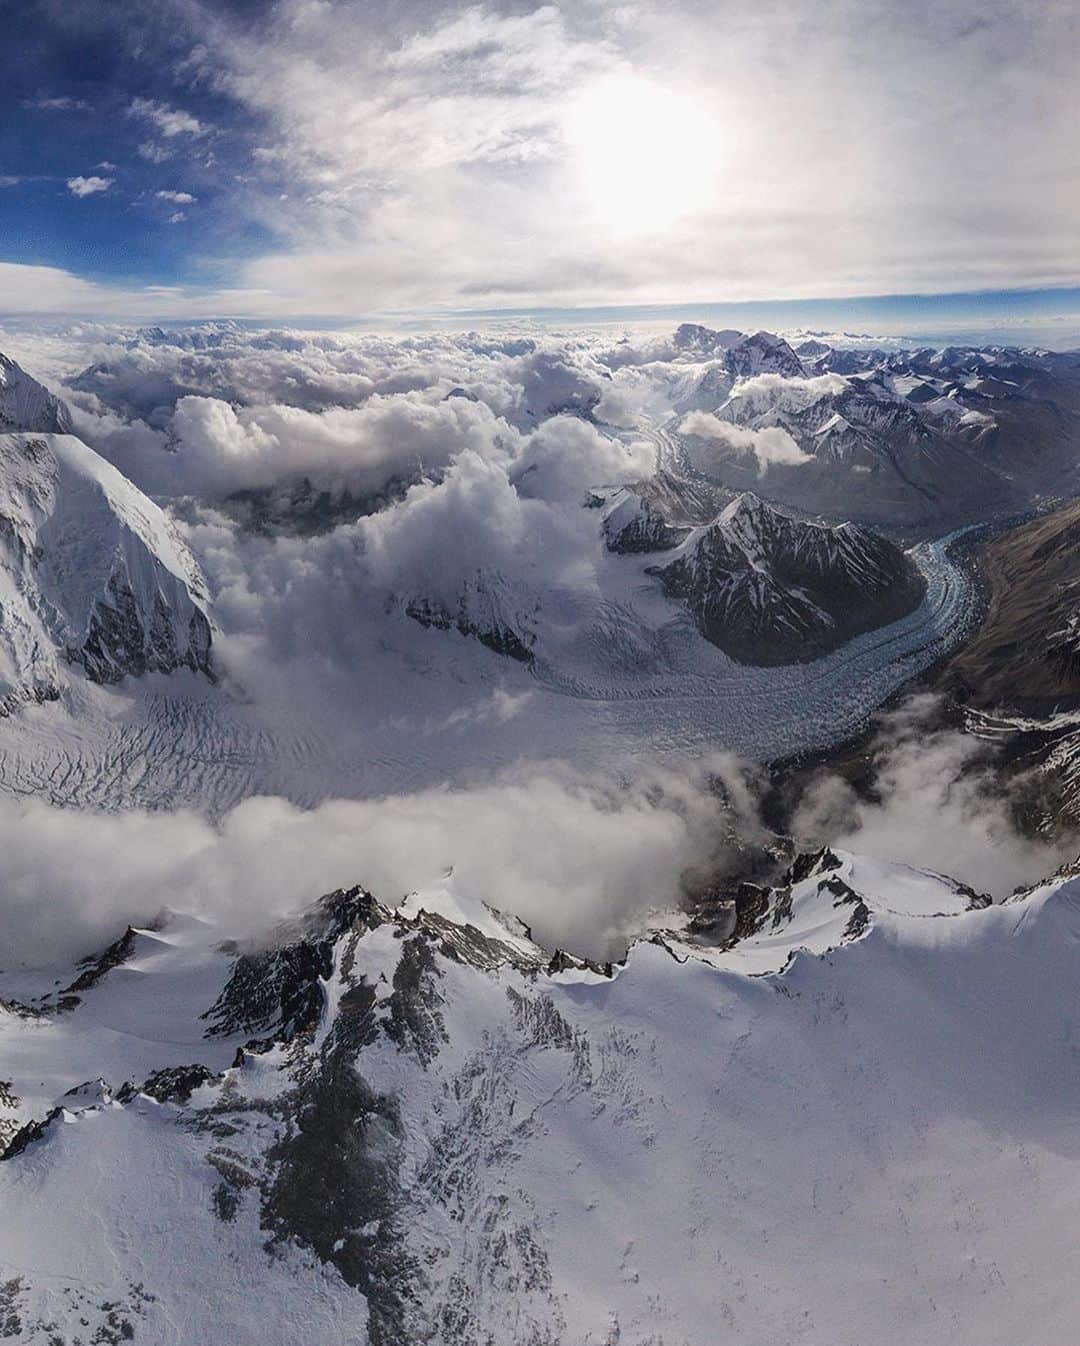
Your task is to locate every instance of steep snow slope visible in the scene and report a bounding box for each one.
[2,851,1080,1344]
[0,353,70,435]
[0,432,213,706]
[0,355,213,706]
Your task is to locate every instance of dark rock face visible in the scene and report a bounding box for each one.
[136,1064,218,1105]
[600,489,689,554]
[224,474,413,537]
[945,497,1080,712]
[74,575,214,684]
[405,574,536,663]
[786,847,843,886]
[64,927,138,997]
[649,493,926,665]
[1,1109,63,1162]
[261,991,417,1346]
[203,886,387,1047]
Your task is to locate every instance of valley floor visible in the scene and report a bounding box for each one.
[0,527,978,812]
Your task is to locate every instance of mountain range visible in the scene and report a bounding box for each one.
[0,324,1079,1344]
[666,326,1080,532]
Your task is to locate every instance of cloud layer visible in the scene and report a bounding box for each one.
[0,757,741,966]
[679,411,812,473]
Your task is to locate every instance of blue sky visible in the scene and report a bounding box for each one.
[1,2,273,288]
[2,0,1079,337]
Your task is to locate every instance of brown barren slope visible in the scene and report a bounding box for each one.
[945,498,1080,711]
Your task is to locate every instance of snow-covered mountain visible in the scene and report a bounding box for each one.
[0,355,213,708]
[673,330,809,413]
[2,846,1079,1345]
[599,486,689,553]
[0,352,71,435]
[647,492,926,664]
[670,327,1080,530]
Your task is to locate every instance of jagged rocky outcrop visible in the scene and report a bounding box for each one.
[648,492,926,664]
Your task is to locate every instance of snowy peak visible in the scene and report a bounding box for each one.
[673,330,808,411]
[725,330,807,380]
[673,322,744,356]
[0,356,213,700]
[648,493,926,664]
[0,424,213,705]
[0,353,70,435]
[672,326,805,379]
[600,487,689,554]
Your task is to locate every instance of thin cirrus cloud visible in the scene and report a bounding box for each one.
[22,94,91,112]
[138,141,174,164]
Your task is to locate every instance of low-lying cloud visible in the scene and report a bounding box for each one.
[792,695,1077,898]
[680,410,812,473]
[0,757,746,968]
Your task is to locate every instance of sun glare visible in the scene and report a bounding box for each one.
[563,74,718,236]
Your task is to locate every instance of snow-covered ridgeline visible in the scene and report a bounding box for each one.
[0,848,1077,1344]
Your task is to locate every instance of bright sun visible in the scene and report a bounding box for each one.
[563,73,718,237]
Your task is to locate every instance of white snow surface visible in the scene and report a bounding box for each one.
[1,855,1079,1343]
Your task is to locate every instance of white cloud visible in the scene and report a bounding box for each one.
[22,95,90,112]
[168,211,186,224]
[138,141,173,164]
[0,756,738,965]
[66,175,113,198]
[793,695,1076,899]
[164,388,513,499]
[156,190,196,204]
[128,96,204,137]
[76,0,1061,315]
[679,410,812,473]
